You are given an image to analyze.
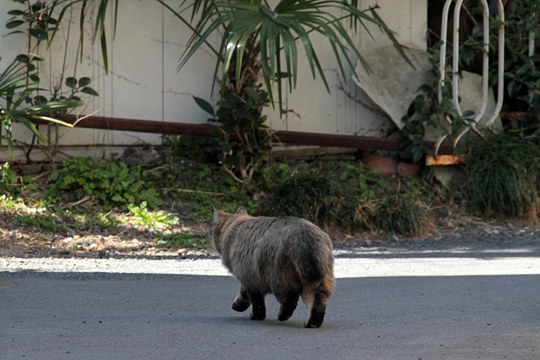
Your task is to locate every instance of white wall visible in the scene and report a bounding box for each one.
[0,0,427,161]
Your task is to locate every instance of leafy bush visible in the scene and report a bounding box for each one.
[154,161,255,220]
[45,158,161,208]
[264,166,342,226]
[465,133,540,220]
[196,84,272,186]
[262,162,385,230]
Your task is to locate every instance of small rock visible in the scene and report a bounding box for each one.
[63,237,74,243]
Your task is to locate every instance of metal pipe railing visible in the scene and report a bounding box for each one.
[436,0,505,154]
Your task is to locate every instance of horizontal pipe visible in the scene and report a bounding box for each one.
[57,115,454,154]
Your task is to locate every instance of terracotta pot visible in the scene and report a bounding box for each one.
[397,162,421,177]
[362,154,398,177]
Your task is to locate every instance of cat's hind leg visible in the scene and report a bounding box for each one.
[276,292,299,322]
[232,285,250,312]
[247,290,266,320]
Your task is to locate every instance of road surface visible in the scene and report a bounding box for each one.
[1,242,540,359]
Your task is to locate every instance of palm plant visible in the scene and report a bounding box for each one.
[0,56,80,155]
[53,0,405,107]
[49,0,407,183]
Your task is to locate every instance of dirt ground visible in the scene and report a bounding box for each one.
[1,204,538,259]
[1,157,539,258]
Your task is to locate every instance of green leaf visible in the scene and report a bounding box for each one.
[7,10,26,16]
[29,28,48,41]
[78,77,91,87]
[81,87,99,96]
[65,77,77,88]
[6,20,24,29]
[193,96,215,115]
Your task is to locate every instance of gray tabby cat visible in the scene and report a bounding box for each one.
[211,207,335,328]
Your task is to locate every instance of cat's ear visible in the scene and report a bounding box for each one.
[235,206,248,215]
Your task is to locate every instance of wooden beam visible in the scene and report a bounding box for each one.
[426,154,468,166]
[64,115,212,137]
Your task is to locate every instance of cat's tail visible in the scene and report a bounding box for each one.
[292,221,334,282]
[292,221,335,328]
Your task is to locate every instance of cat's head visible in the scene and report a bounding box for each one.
[211,207,249,251]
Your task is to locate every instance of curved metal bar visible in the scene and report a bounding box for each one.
[474,0,491,124]
[452,0,465,117]
[485,0,505,128]
[436,0,505,154]
[438,0,454,105]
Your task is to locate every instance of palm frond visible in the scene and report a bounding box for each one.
[178,0,409,111]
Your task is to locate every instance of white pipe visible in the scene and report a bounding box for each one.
[438,0,454,104]
[452,0,465,117]
[485,0,505,127]
[436,0,505,154]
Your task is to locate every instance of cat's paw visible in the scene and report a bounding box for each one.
[232,298,250,312]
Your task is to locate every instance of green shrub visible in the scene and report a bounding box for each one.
[465,133,540,219]
[155,161,255,220]
[264,167,342,226]
[45,157,161,208]
[374,192,432,236]
[262,162,384,230]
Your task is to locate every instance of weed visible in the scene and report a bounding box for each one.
[128,202,180,230]
[14,213,67,233]
[0,163,17,194]
[63,209,121,231]
[45,158,162,209]
[0,194,24,212]
[196,84,272,186]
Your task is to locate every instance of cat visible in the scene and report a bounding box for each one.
[211,207,335,328]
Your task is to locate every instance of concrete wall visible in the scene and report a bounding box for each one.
[0,0,427,161]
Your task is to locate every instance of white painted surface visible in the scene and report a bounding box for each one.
[0,1,427,160]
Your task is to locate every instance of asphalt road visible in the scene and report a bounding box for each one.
[1,246,540,360]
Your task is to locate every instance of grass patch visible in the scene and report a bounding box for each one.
[465,133,540,220]
[14,213,67,233]
[154,233,209,249]
[375,192,433,236]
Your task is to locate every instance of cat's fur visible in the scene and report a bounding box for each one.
[211,207,335,328]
